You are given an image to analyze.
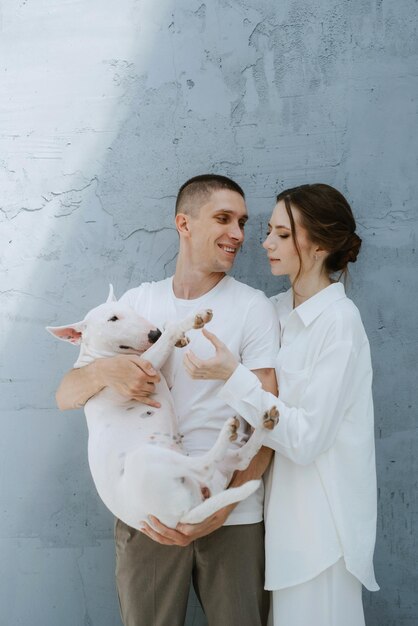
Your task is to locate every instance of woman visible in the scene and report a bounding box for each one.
[184,183,379,626]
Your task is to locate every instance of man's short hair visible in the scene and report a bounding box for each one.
[175,174,245,216]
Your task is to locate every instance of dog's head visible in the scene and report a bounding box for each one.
[46,284,162,357]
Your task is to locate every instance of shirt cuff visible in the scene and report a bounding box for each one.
[218,364,261,430]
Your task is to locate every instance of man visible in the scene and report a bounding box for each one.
[56,174,279,626]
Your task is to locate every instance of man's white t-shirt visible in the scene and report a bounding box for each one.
[120,275,279,525]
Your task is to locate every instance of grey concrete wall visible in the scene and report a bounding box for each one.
[1,0,417,624]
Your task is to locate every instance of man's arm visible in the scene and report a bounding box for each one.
[140,367,277,547]
[56,356,161,410]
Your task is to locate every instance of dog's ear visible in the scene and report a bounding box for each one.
[46,322,85,344]
[106,284,117,303]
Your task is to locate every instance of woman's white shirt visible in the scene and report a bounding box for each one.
[218,282,379,591]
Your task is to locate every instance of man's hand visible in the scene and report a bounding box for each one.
[95,355,161,407]
[183,328,239,381]
[56,356,161,410]
[140,505,234,546]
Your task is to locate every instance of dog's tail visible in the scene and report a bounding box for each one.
[179,480,261,524]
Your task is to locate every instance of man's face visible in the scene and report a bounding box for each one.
[185,189,248,273]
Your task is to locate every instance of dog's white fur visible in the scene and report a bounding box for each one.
[47,285,277,529]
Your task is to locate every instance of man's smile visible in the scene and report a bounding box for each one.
[218,243,239,255]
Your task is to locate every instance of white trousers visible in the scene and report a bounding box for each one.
[268,558,365,626]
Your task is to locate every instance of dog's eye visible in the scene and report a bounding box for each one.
[108,315,119,322]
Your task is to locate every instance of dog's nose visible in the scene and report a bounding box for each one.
[148,328,162,344]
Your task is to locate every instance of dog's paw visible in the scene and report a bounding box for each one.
[228,416,240,441]
[193,309,213,329]
[175,335,190,348]
[263,406,279,430]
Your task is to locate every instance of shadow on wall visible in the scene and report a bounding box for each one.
[0,2,272,624]
[1,3,178,626]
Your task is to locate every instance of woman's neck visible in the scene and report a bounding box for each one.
[292,273,332,308]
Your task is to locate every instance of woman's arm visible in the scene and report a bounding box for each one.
[220,340,361,465]
[185,328,364,466]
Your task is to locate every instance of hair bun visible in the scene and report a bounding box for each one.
[327,232,362,272]
[276,183,361,277]
[343,233,362,264]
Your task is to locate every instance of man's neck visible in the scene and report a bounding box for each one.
[172,263,226,300]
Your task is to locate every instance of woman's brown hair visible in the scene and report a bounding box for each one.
[276,183,362,282]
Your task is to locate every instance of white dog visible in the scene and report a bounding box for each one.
[47,285,278,529]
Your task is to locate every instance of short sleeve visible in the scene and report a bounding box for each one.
[118,285,147,310]
[240,292,279,370]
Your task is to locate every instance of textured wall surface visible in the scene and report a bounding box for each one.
[1,0,417,624]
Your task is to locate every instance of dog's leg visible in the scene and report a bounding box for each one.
[178,416,241,480]
[218,406,279,473]
[177,407,278,483]
[141,310,213,371]
[180,480,261,524]
[180,408,278,524]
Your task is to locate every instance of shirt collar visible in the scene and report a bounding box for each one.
[293,282,347,327]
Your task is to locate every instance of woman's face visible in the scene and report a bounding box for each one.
[263,200,317,281]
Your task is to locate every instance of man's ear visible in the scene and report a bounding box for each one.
[46,321,85,344]
[175,212,192,237]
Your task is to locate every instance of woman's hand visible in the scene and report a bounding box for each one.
[183,328,239,381]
